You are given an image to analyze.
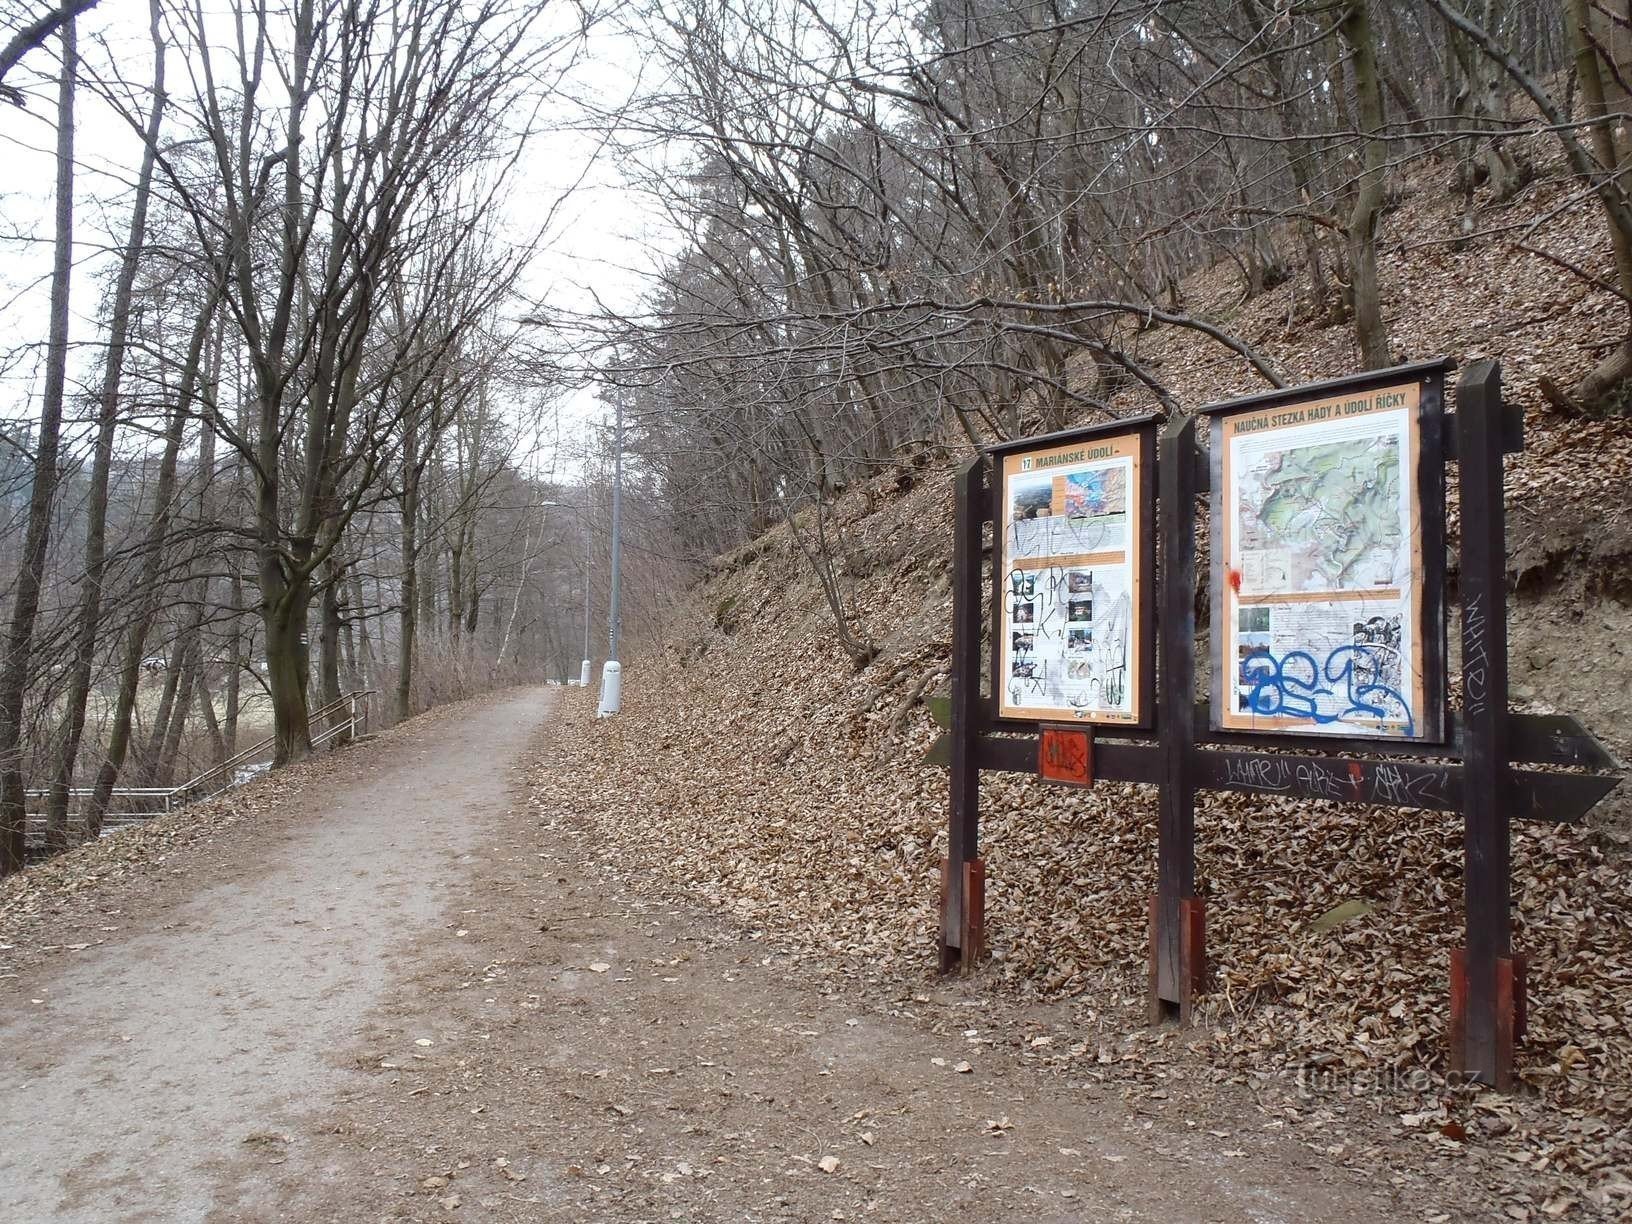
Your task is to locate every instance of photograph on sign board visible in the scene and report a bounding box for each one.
[996,427,1146,724]
[1011,657,1046,681]
[1008,465,1128,561]
[1213,378,1432,739]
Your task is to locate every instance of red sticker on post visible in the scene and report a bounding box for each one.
[1039,725,1093,787]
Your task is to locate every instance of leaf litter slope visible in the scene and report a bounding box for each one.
[530,147,1632,1221]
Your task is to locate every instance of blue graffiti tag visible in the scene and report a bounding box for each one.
[1240,645,1414,735]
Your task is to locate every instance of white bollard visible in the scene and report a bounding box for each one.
[580,658,592,687]
[596,660,622,717]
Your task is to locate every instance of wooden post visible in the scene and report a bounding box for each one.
[941,456,987,971]
[1152,415,1201,1019]
[1453,360,1518,1088]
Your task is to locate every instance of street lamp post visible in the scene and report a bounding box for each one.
[596,396,624,717]
[580,499,592,687]
[580,423,593,687]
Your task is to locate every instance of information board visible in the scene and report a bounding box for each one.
[1208,375,1442,740]
[994,423,1151,725]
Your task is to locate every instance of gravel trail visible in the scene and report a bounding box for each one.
[0,687,554,1221]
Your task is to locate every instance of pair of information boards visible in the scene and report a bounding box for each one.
[994,373,1435,742]
[935,358,1620,1092]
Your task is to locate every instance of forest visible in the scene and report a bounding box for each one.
[2,0,1629,876]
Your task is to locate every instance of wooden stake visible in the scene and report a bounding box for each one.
[1454,360,1516,1088]
[1153,415,1201,1019]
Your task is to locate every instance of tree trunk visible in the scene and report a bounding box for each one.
[318,560,346,744]
[339,575,357,690]
[222,569,243,759]
[1564,0,1632,410]
[261,564,313,767]
[1243,0,1335,324]
[417,485,437,635]
[195,672,226,768]
[43,0,165,852]
[141,634,185,782]
[1341,0,1392,369]
[153,554,210,788]
[397,409,421,723]
[0,21,75,875]
[156,637,200,788]
[86,293,216,835]
[448,540,465,643]
[349,566,372,689]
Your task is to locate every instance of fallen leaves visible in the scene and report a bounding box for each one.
[0,745,358,979]
[529,568,1632,1221]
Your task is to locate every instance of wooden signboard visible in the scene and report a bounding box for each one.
[1207,370,1446,741]
[932,359,1622,1092]
[989,419,1157,727]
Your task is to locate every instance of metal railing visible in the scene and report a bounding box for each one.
[23,690,375,850]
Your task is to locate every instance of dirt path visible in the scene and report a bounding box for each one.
[0,688,552,1221]
[3,688,1408,1222]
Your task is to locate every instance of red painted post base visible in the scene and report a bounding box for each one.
[1448,947,1527,1091]
[937,857,986,973]
[1148,895,1206,1023]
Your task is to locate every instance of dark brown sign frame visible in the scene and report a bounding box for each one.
[1203,365,1449,743]
[985,417,1159,731]
[933,359,1622,1092]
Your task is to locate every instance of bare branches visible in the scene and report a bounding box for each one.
[0,0,98,104]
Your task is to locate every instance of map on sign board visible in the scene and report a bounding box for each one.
[1213,380,1430,739]
[1238,436,1403,593]
[997,428,1146,725]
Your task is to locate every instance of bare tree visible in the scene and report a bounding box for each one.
[0,17,74,875]
[0,0,97,104]
[42,0,167,849]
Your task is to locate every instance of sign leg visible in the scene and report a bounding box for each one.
[941,457,987,973]
[1450,947,1525,1090]
[1152,415,1202,1020]
[1453,360,1516,1088]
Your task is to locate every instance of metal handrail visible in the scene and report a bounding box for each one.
[177,689,369,797]
[24,690,375,816]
